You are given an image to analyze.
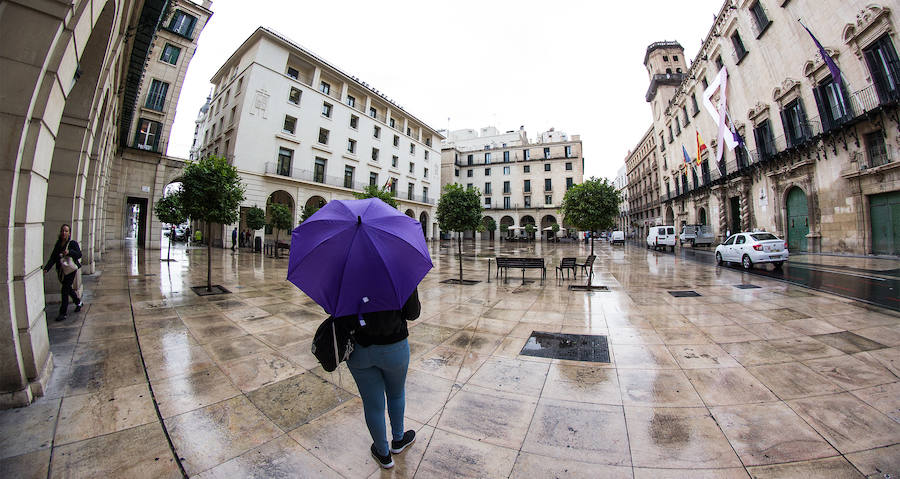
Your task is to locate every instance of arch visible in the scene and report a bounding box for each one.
[500,215,515,239]
[404,208,414,218]
[698,206,708,226]
[268,190,296,243]
[419,212,429,239]
[540,214,557,241]
[305,195,327,211]
[785,186,809,252]
[665,206,675,225]
[520,215,536,240]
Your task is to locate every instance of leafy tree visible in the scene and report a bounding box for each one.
[560,177,620,256]
[154,189,186,262]
[181,156,246,291]
[300,204,320,223]
[268,203,293,258]
[524,223,536,241]
[436,183,483,282]
[499,223,509,239]
[354,185,398,208]
[246,206,266,231]
[551,223,560,242]
[483,217,497,240]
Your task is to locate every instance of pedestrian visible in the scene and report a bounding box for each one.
[336,289,420,469]
[43,224,84,321]
[185,226,192,246]
[232,227,237,251]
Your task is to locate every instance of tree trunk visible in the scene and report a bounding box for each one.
[207,222,212,292]
[458,232,463,282]
[167,233,172,261]
[590,234,595,255]
[274,229,279,259]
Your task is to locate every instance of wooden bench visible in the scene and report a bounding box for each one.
[496,257,546,284]
[576,255,596,276]
[555,257,577,279]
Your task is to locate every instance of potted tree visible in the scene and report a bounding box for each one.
[483,217,497,241]
[267,202,292,259]
[560,177,620,289]
[499,223,508,241]
[245,205,266,252]
[436,183,483,284]
[154,189,186,262]
[524,223,536,241]
[551,223,561,243]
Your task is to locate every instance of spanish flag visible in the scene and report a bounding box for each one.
[383,177,393,189]
[696,130,707,166]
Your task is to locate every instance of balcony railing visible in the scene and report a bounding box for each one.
[144,96,168,112]
[264,162,434,204]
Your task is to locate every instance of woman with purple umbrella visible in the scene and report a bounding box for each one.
[288,198,432,469]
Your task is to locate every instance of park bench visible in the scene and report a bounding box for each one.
[575,255,596,276]
[555,257,577,279]
[496,257,546,284]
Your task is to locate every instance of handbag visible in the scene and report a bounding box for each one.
[60,241,78,275]
[311,316,355,372]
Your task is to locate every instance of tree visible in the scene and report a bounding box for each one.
[483,217,497,240]
[300,204,320,223]
[181,156,246,291]
[551,223,560,242]
[524,223,536,241]
[436,183,483,283]
[268,203,293,258]
[245,206,266,251]
[499,223,509,240]
[154,189,186,262]
[560,177,621,285]
[354,185,398,208]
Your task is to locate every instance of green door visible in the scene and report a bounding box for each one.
[786,187,809,252]
[870,191,900,255]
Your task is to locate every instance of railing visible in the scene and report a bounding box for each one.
[263,162,435,204]
[144,96,168,112]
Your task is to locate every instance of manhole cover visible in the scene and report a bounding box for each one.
[520,332,609,362]
[668,290,701,297]
[440,279,481,285]
[569,285,610,292]
[191,285,232,296]
[734,284,761,289]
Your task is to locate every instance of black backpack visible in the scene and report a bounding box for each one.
[311,316,355,372]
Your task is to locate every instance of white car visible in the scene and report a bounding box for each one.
[647,226,677,251]
[716,232,789,269]
[610,231,625,245]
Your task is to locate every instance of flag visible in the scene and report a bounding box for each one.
[383,177,393,189]
[800,20,843,86]
[696,131,707,165]
[682,145,692,166]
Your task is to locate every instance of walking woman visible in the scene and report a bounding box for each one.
[43,224,84,321]
[338,289,420,469]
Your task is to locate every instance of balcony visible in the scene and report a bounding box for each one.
[264,162,434,204]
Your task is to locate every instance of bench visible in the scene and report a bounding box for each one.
[556,257,577,279]
[496,257,546,284]
[575,255,596,277]
[264,241,290,257]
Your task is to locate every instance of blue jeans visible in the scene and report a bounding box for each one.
[346,338,409,456]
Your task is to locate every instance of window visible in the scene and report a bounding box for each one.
[424,151,429,160]
[673,55,679,61]
[503,181,510,194]
[347,139,356,154]
[167,10,197,37]
[318,128,329,145]
[409,144,415,154]
[485,168,491,176]
[466,183,473,190]
[714,55,724,70]
[407,183,414,200]
[389,118,396,128]
[682,105,690,125]
[782,99,808,146]
[145,79,169,111]
[675,116,682,134]
[229,106,236,124]
[319,81,330,95]
[503,166,510,175]
[524,196,531,208]
[373,126,381,139]
[346,95,356,107]
[485,197,491,207]
[749,1,771,37]
[736,235,747,245]
[287,67,299,79]
[372,148,379,162]
[666,68,673,74]
[344,166,355,188]
[565,145,572,157]
[283,115,296,134]
[565,162,572,171]
[369,172,378,187]
[544,163,551,172]
[504,197,511,209]
[423,167,428,178]
[467,154,473,165]
[484,182,492,195]
[524,180,531,192]
[523,165,530,173]
[724,235,736,245]
[393,135,399,147]
[865,130,890,167]
[543,147,550,159]
[369,107,377,118]
[409,162,414,173]
[814,78,851,131]
[426,138,431,146]
[691,94,700,115]
[134,119,161,151]
[503,151,510,162]
[544,178,552,191]
[350,115,359,129]
[160,44,181,65]
[289,87,301,105]
[390,178,397,196]
[731,31,748,63]
[454,169,459,177]
[392,156,399,168]
[277,147,293,176]
[702,77,709,89]
[422,187,428,202]
[466,169,473,177]
[863,34,900,103]
[485,152,491,163]
[545,195,552,205]
[321,102,335,119]
[668,125,674,143]
[566,177,573,190]
[659,132,665,152]
[663,55,669,61]
[753,119,775,161]
[406,127,411,136]
[314,158,326,183]
[523,149,530,161]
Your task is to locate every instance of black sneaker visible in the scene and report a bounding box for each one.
[370,444,393,469]
[74,302,83,312]
[54,314,67,322]
[390,430,416,454]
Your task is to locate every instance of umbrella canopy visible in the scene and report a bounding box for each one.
[287,198,432,318]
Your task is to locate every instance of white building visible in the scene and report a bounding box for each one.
[196,27,444,245]
[614,164,629,232]
[440,127,584,240]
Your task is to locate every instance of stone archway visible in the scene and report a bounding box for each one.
[268,190,296,244]
[419,212,429,240]
[698,206,708,226]
[500,215,514,239]
[665,206,675,225]
[404,208,415,218]
[520,215,536,240]
[540,214,557,241]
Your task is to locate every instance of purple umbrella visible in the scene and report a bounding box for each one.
[287,198,432,318]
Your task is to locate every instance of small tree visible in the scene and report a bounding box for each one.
[181,156,246,291]
[436,183,483,283]
[524,223,536,241]
[300,204,320,223]
[245,206,266,250]
[154,189,186,262]
[483,217,497,240]
[560,177,620,284]
[499,223,509,240]
[354,185,398,208]
[551,223,560,242]
[268,203,293,258]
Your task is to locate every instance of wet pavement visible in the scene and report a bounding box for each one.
[1,238,898,478]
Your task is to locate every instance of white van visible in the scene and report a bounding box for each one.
[610,231,625,245]
[647,226,677,251]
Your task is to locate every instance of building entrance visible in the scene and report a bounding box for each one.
[786,187,809,252]
[870,191,900,255]
[126,197,148,246]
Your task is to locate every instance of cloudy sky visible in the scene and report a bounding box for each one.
[169,0,724,181]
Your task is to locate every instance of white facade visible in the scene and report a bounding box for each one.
[441,126,528,152]
[615,164,629,231]
[197,27,443,243]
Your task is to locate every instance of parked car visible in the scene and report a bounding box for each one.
[610,231,625,245]
[715,232,788,269]
[173,226,187,241]
[680,224,715,247]
[647,226,677,251]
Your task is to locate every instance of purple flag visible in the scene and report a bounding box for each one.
[801,21,843,86]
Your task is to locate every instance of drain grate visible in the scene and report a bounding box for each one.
[519,331,610,362]
[568,285,610,292]
[734,284,761,289]
[440,279,481,285]
[668,290,701,297]
[191,285,232,296]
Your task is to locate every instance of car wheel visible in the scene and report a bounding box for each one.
[742,255,753,270]
[773,261,784,269]
[716,252,723,266]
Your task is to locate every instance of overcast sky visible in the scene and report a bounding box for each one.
[168,0,724,181]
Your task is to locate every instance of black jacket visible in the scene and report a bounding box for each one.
[44,240,82,275]
[337,289,421,347]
